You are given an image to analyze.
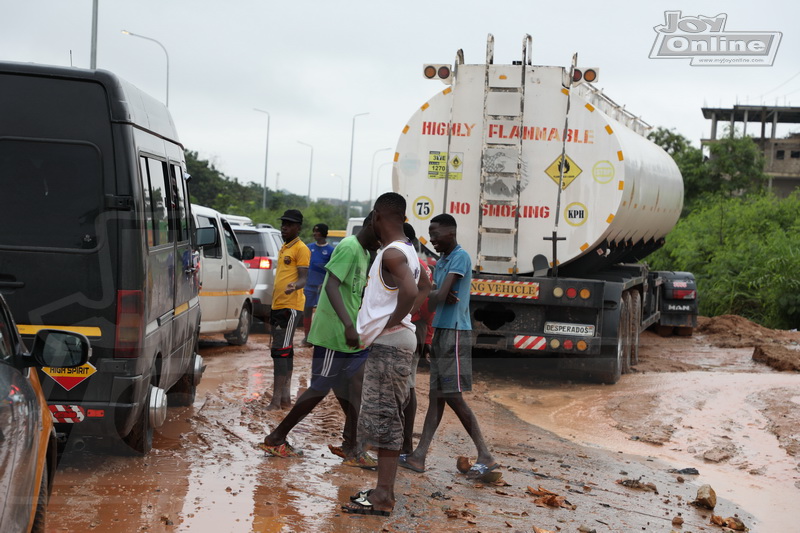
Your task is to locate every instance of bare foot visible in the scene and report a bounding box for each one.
[280,401,292,409]
[265,403,283,411]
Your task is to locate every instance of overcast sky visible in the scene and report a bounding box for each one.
[2,1,797,202]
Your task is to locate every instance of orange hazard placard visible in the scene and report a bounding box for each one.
[42,362,97,391]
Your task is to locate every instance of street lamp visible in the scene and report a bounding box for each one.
[254,109,270,210]
[346,112,369,219]
[298,141,314,204]
[331,173,345,215]
[375,161,393,199]
[121,30,169,107]
[370,147,392,205]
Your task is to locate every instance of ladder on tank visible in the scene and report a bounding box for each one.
[475,34,531,277]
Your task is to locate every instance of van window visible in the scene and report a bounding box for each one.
[0,139,102,250]
[146,158,170,246]
[222,220,241,260]
[197,215,222,259]
[171,164,189,242]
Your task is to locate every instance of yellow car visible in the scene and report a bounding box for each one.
[326,229,347,247]
[0,294,90,533]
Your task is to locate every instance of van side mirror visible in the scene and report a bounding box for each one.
[241,245,256,261]
[194,226,217,248]
[27,329,91,368]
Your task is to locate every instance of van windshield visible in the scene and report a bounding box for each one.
[0,139,103,250]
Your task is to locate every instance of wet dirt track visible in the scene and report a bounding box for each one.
[45,318,799,532]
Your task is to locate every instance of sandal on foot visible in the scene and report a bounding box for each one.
[350,488,373,502]
[327,444,346,459]
[398,453,425,473]
[342,451,378,470]
[465,462,499,479]
[258,442,303,457]
[341,496,391,517]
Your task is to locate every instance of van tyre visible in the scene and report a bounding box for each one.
[169,349,198,407]
[122,385,154,455]
[31,463,48,533]
[225,303,252,345]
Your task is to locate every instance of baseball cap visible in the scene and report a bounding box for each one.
[279,209,303,224]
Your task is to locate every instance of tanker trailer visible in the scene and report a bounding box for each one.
[393,35,697,384]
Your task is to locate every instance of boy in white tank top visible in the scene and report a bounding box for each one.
[341,192,426,517]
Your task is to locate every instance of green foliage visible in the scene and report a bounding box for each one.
[648,192,800,329]
[648,127,768,214]
[184,150,367,241]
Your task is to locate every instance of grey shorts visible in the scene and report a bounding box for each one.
[357,338,414,451]
[409,320,429,389]
[430,328,473,393]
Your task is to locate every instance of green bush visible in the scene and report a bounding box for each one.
[649,192,800,329]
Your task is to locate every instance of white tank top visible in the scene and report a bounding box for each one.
[357,239,420,347]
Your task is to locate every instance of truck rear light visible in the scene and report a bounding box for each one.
[549,338,560,349]
[115,290,143,358]
[566,287,578,299]
[553,287,564,298]
[580,288,591,299]
[576,340,588,351]
[563,339,574,350]
[423,64,452,83]
[672,289,696,300]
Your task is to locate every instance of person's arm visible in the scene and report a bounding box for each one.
[285,267,308,293]
[382,248,418,329]
[428,272,461,307]
[410,263,432,315]
[325,274,359,348]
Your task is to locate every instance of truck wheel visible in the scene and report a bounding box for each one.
[169,348,198,407]
[121,385,154,455]
[629,291,642,366]
[621,293,633,375]
[31,462,48,533]
[225,304,252,345]
[590,296,629,384]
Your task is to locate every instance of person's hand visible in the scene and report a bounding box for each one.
[344,324,360,348]
[445,290,460,305]
[285,282,297,295]
[422,343,432,358]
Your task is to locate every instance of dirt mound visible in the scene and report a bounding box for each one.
[753,344,800,372]
[697,315,800,348]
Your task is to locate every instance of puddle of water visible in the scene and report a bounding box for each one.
[491,371,800,532]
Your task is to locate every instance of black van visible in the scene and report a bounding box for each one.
[0,61,214,454]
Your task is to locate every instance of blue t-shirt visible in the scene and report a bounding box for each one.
[306,242,335,287]
[432,244,472,331]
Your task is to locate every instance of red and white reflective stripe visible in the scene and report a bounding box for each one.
[513,335,546,350]
[49,404,86,423]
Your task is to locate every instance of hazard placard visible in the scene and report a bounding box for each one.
[544,154,582,189]
[42,362,97,391]
[427,151,463,180]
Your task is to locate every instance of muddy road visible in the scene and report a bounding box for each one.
[46,316,799,532]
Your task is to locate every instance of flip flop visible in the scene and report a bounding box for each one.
[350,488,373,502]
[341,495,391,517]
[258,442,304,457]
[398,453,425,473]
[342,451,378,470]
[465,462,499,479]
[328,444,346,459]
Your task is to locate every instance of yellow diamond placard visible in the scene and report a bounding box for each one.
[43,362,97,391]
[544,154,582,189]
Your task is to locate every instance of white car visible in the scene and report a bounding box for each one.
[192,205,255,345]
[231,225,283,321]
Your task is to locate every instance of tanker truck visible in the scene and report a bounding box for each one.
[394,35,697,384]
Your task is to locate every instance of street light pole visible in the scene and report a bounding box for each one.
[346,112,369,219]
[254,109,271,210]
[298,141,314,204]
[121,30,169,107]
[376,161,393,198]
[370,147,392,206]
[90,0,98,69]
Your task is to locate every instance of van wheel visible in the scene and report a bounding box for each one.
[121,385,154,455]
[169,348,198,407]
[225,304,252,345]
[31,463,48,533]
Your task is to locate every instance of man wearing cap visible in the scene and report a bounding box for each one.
[267,209,311,411]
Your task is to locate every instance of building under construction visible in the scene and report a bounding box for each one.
[702,105,800,197]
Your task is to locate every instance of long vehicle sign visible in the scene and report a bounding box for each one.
[544,322,595,336]
[470,279,539,299]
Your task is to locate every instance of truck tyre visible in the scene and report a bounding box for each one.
[621,292,633,375]
[121,385,154,455]
[169,346,199,407]
[225,303,252,345]
[630,291,642,366]
[31,463,48,533]
[591,296,629,384]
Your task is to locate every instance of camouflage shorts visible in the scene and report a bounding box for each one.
[357,340,414,451]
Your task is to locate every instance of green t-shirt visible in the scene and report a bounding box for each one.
[307,236,369,353]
